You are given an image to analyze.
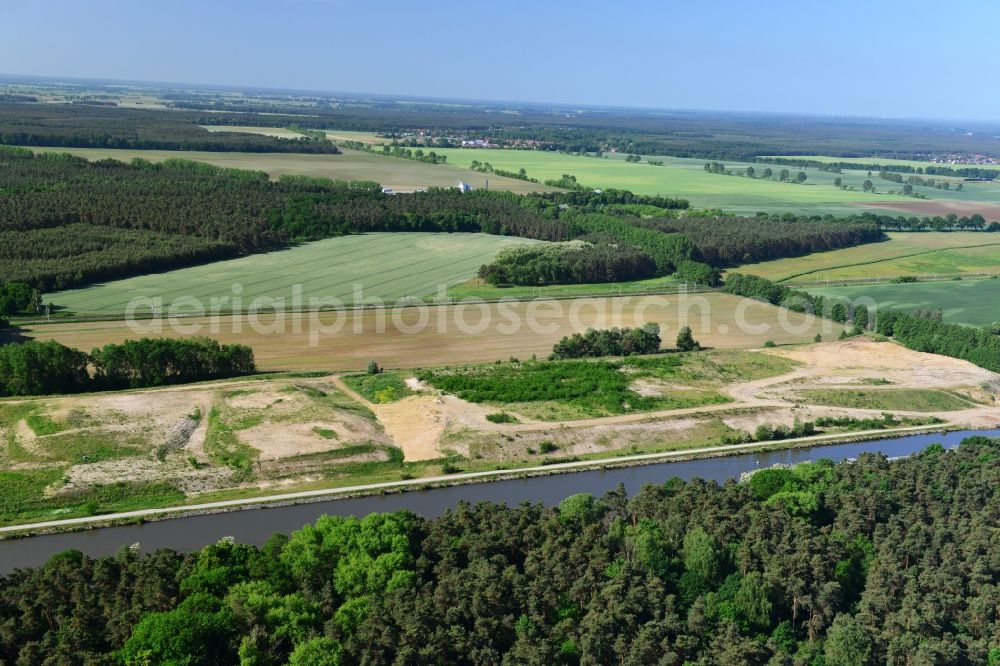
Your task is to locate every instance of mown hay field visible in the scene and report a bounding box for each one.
[25,293,845,371]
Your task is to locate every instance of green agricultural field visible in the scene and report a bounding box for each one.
[424,148,915,214]
[23,146,555,194]
[47,233,540,315]
[807,277,1000,327]
[735,232,1000,283]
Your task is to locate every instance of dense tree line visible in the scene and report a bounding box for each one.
[537,188,689,211]
[4,437,1000,663]
[0,337,255,396]
[0,225,236,292]
[723,273,862,327]
[550,324,662,359]
[0,102,340,153]
[271,188,573,241]
[565,213,703,277]
[478,241,656,286]
[640,217,885,266]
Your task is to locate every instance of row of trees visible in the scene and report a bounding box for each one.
[468,160,537,182]
[4,435,1000,663]
[705,162,808,183]
[477,240,656,286]
[879,170,965,192]
[550,324,662,359]
[723,273,868,328]
[0,337,256,396]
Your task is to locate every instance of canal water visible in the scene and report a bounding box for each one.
[1,429,996,573]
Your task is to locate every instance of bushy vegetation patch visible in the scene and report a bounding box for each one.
[342,372,414,404]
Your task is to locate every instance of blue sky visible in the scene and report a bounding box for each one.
[2,0,998,120]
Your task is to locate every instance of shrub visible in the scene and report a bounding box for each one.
[676,326,699,352]
[486,412,518,424]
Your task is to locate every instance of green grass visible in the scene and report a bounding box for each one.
[793,388,973,412]
[735,232,1000,283]
[37,432,140,464]
[419,350,797,420]
[24,414,68,436]
[47,232,540,315]
[0,467,185,526]
[807,277,1000,327]
[342,372,415,404]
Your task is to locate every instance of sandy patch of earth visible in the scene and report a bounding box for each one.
[239,418,390,461]
[373,395,451,461]
[405,377,431,391]
[770,338,997,389]
[224,389,304,414]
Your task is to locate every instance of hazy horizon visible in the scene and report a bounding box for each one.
[2,0,999,122]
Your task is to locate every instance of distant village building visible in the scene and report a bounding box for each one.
[456,180,473,192]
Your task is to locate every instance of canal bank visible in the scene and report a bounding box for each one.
[1,428,996,573]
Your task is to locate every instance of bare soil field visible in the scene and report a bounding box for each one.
[24,293,845,371]
[864,200,1000,221]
